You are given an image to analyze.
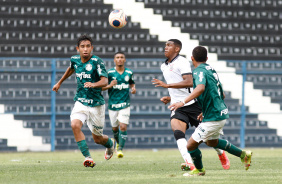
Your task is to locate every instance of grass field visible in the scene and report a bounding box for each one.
[0,148,281,184]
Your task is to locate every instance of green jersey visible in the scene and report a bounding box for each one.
[193,63,229,122]
[70,55,107,107]
[107,67,135,111]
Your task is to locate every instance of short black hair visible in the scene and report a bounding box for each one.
[114,51,126,58]
[77,34,93,46]
[192,46,207,62]
[168,39,182,51]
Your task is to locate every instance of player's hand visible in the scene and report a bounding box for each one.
[110,80,117,87]
[52,83,61,92]
[152,78,168,88]
[168,102,184,111]
[160,96,171,105]
[131,87,136,94]
[84,82,95,88]
[197,113,203,121]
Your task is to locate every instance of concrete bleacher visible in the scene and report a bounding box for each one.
[0,0,165,58]
[137,0,282,60]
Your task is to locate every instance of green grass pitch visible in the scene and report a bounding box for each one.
[0,148,281,184]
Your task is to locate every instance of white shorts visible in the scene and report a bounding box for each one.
[192,119,226,143]
[109,107,130,127]
[70,101,105,136]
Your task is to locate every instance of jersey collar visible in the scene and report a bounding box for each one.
[165,55,179,65]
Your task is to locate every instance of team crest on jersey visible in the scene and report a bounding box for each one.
[169,63,174,71]
[124,75,129,81]
[85,64,92,71]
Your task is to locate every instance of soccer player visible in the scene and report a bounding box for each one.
[152,39,230,171]
[52,35,115,168]
[168,46,253,176]
[102,52,136,158]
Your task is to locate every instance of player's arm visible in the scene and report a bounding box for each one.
[52,67,74,92]
[168,84,205,111]
[84,76,108,88]
[152,74,193,88]
[130,83,136,94]
[101,79,117,91]
[160,96,171,105]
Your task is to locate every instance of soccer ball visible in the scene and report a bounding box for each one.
[108,9,127,29]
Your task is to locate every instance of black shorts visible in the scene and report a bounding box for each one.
[170,101,202,129]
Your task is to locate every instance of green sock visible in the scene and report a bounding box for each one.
[240,151,246,159]
[214,139,242,157]
[103,138,113,148]
[77,140,91,158]
[188,148,203,170]
[112,129,119,144]
[119,130,127,151]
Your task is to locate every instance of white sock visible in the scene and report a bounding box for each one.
[176,138,193,164]
[214,148,223,155]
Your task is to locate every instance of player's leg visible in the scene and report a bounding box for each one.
[70,102,95,168]
[117,123,127,158]
[206,139,252,170]
[171,118,195,170]
[71,118,95,167]
[116,107,130,158]
[88,104,115,160]
[92,134,115,160]
[199,120,252,170]
[184,137,205,176]
[109,109,120,144]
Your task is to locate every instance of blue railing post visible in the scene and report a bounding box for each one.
[240,61,246,148]
[51,59,56,151]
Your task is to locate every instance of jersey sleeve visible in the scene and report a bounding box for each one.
[129,73,135,84]
[70,58,75,69]
[179,58,192,75]
[97,58,108,78]
[194,68,207,86]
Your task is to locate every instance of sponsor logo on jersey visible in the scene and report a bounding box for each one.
[85,63,92,71]
[91,58,98,61]
[124,75,129,82]
[221,108,228,116]
[76,72,91,80]
[205,65,214,70]
[111,102,127,108]
[78,98,93,104]
[113,83,129,90]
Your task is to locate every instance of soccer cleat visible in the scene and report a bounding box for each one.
[117,150,124,158]
[241,150,253,170]
[181,163,195,171]
[183,168,206,177]
[218,151,230,170]
[83,157,96,168]
[104,138,115,160]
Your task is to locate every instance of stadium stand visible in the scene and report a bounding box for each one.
[0,0,281,151]
[137,0,282,60]
[0,0,165,58]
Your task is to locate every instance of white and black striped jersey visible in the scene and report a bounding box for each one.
[161,55,196,106]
